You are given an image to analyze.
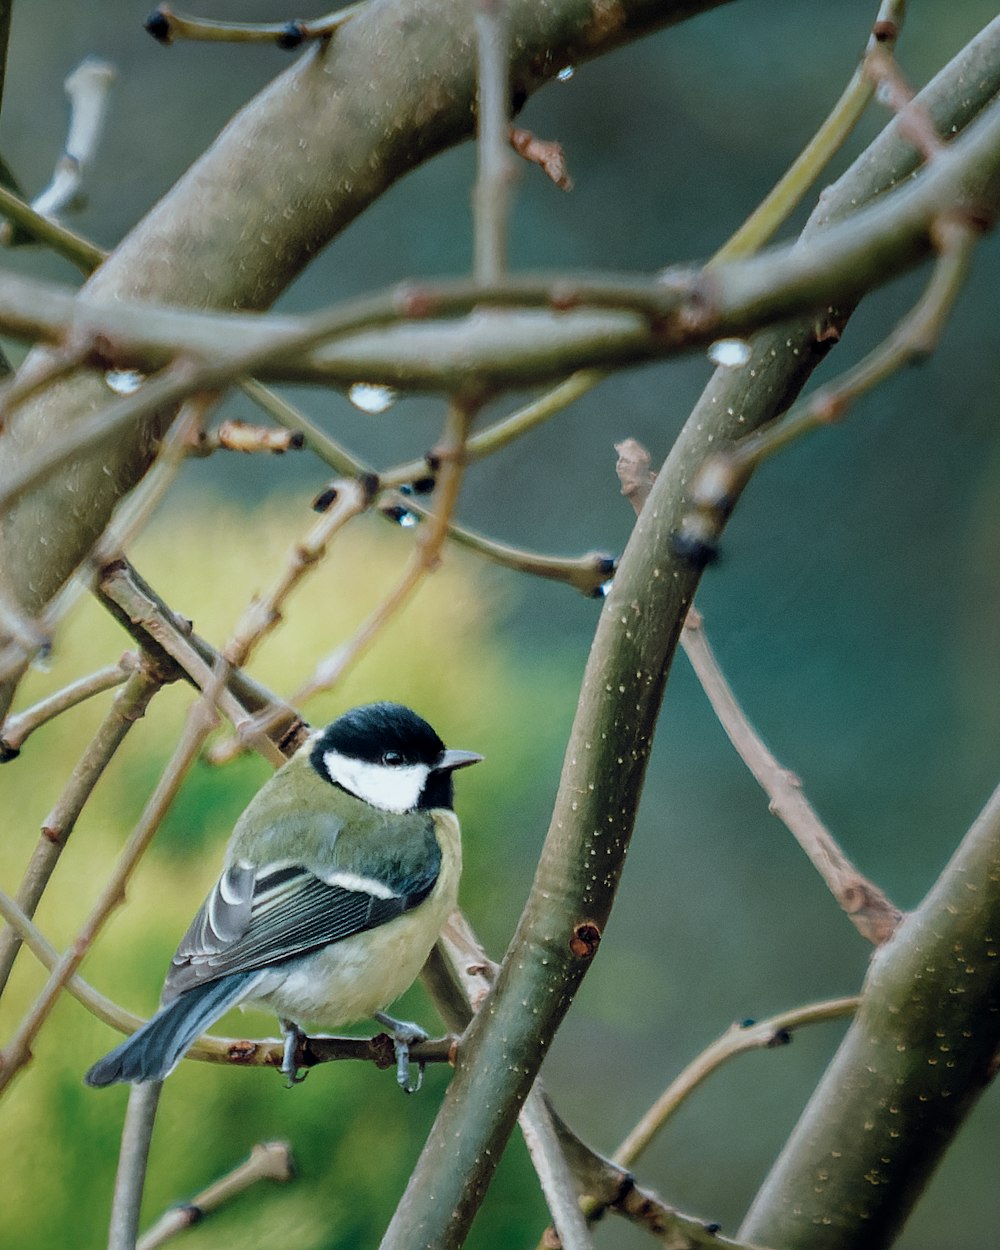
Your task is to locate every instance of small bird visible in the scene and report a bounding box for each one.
[84,702,482,1090]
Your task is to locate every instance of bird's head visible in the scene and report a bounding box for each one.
[310,702,482,814]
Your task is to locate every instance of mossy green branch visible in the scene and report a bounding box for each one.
[740,782,1000,1250]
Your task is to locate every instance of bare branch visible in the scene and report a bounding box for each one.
[144,3,361,47]
[136,1142,295,1250]
[108,1081,162,1250]
[28,59,117,225]
[0,656,170,996]
[0,667,226,1095]
[510,128,573,191]
[712,0,906,263]
[0,652,136,756]
[614,438,656,514]
[611,999,859,1174]
[474,0,514,283]
[681,610,902,944]
[288,397,478,707]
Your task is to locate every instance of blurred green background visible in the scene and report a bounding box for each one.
[2,2,1000,1247]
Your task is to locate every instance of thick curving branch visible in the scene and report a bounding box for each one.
[376,21,1000,1248]
[0,0,730,721]
[739,782,1000,1250]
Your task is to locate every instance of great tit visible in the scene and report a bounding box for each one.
[84,702,482,1090]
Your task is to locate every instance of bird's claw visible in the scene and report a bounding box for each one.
[279,1019,309,1087]
[375,1012,428,1094]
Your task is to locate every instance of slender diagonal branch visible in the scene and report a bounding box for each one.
[0,671,225,1095]
[0,655,171,997]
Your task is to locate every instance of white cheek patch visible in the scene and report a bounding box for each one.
[323,749,430,814]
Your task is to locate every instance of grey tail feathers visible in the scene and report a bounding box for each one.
[84,971,260,1087]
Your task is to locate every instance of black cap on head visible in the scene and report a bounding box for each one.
[310,702,481,810]
[314,702,446,767]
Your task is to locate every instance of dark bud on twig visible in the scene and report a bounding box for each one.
[312,485,339,513]
[144,8,172,43]
[400,477,436,497]
[767,1028,793,1048]
[359,473,381,504]
[671,518,719,570]
[588,556,618,600]
[276,21,307,50]
[381,504,421,529]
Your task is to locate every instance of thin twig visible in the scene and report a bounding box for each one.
[379,369,605,489]
[610,998,859,1174]
[538,1098,755,1250]
[223,477,369,669]
[0,652,137,756]
[136,1142,295,1250]
[246,380,613,600]
[109,1081,162,1250]
[614,442,901,943]
[193,419,306,455]
[0,183,106,271]
[240,377,370,475]
[0,668,226,1095]
[29,59,117,224]
[474,0,514,283]
[381,491,616,595]
[681,610,902,944]
[98,563,290,769]
[289,398,478,707]
[0,889,145,1034]
[711,0,907,264]
[710,212,979,482]
[0,656,170,996]
[97,558,304,751]
[521,1084,596,1250]
[866,41,946,161]
[145,3,362,46]
[509,128,573,191]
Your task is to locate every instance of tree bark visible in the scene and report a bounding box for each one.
[0,0,728,720]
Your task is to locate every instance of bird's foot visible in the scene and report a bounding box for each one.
[374,1011,428,1093]
[279,1019,309,1087]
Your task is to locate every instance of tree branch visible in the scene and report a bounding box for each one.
[375,21,1000,1247]
[0,0,731,719]
[740,780,1000,1250]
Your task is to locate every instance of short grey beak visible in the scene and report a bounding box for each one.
[436,748,484,773]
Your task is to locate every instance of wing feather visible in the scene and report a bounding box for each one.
[163,846,440,1000]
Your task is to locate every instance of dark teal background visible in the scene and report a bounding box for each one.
[1,3,999,1247]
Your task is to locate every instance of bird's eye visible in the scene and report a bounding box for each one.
[382,750,404,766]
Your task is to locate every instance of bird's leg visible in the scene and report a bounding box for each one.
[279,1018,309,1086]
[374,1011,428,1093]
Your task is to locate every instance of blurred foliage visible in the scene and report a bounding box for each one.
[0,501,570,1249]
[2,1,1000,1248]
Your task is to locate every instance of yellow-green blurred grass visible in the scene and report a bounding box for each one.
[0,498,565,1250]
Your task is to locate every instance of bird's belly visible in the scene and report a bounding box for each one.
[247,815,461,1029]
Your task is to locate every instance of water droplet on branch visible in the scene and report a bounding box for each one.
[707,339,751,368]
[104,370,145,395]
[348,382,398,414]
